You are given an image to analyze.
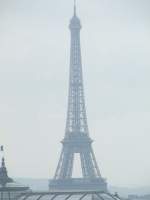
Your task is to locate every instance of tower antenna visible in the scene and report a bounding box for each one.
[74,0,76,16]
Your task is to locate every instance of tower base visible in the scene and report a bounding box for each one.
[49,178,107,192]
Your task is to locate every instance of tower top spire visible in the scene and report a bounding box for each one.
[74,0,76,16]
[69,0,81,30]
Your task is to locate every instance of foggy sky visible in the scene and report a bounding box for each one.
[0,0,150,188]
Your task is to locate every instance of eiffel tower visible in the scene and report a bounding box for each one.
[49,2,107,192]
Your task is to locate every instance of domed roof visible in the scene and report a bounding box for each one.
[0,157,13,187]
[0,151,29,191]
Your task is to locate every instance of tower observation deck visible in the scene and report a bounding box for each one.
[49,2,107,192]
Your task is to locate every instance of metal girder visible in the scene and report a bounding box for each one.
[79,193,88,200]
[50,194,59,200]
[64,194,73,200]
[22,194,32,200]
[37,195,43,200]
[105,193,120,200]
[96,193,105,200]
[17,191,122,200]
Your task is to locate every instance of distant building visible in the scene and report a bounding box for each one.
[128,195,150,200]
[0,149,30,200]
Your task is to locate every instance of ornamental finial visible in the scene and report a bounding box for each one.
[0,145,4,167]
[2,157,5,168]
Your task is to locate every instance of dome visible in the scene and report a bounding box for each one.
[0,153,30,200]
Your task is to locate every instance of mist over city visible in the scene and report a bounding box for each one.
[0,0,150,199]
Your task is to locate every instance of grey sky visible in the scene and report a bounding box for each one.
[0,0,150,188]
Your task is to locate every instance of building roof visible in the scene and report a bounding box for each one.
[0,153,29,191]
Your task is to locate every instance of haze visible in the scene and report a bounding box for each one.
[0,0,150,188]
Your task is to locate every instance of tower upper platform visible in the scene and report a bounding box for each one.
[69,3,81,30]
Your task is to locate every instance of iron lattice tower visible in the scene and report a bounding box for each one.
[49,2,107,191]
